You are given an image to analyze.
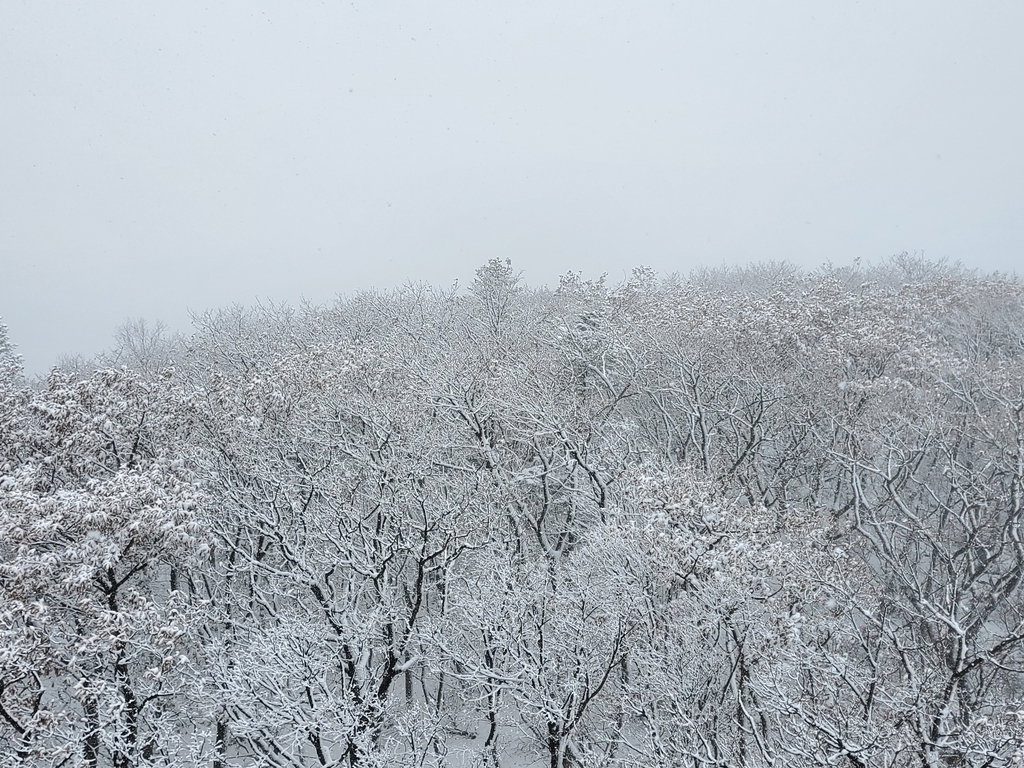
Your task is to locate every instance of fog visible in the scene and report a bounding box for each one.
[2,0,1022,374]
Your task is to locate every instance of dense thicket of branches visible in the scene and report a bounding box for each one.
[2,257,1023,767]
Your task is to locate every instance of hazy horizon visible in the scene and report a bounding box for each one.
[3,1,1022,374]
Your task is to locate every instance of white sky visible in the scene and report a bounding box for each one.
[2,1,1022,374]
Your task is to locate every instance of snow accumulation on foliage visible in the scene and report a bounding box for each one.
[2,256,1024,768]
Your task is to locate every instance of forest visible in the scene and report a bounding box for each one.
[1,256,1023,768]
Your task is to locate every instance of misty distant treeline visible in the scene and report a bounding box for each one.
[2,256,1023,767]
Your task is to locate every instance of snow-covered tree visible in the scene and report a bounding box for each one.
[5,258,1024,767]
[0,367,207,766]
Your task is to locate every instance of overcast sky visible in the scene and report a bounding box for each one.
[2,1,1022,374]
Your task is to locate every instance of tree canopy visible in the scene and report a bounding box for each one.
[2,257,1023,767]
